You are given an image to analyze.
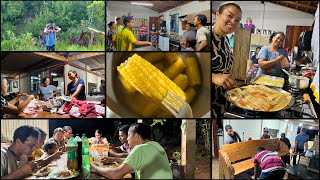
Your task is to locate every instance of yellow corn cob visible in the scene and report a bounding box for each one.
[185,57,201,86]
[118,73,136,94]
[117,54,186,105]
[141,52,166,64]
[165,52,180,64]
[173,74,189,90]
[185,87,197,104]
[153,61,167,72]
[163,58,186,80]
[141,101,159,118]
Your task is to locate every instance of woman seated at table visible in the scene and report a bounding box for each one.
[37,77,59,100]
[66,70,86,100]
[256,31,290,77]
[89,129,109,146]
[1,76,34,118]
[48,127,66,151]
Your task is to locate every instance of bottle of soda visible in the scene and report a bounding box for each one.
[67,137,78,171]
[81,134,90,168]
[75,134,82,170]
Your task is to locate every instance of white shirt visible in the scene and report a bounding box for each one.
[196,26,210,49]
[1,147,18,176]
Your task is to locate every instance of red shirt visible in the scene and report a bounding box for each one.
[139,25,148,36]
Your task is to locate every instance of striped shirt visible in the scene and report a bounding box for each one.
[139,25,148,36]
[254,150,285,173]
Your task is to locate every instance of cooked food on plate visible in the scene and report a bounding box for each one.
[33,166,53,176]
[227,85,292,111]
[253,75,284,88]
[56,170,74,178]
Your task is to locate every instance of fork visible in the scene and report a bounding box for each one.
[161,91,193,118]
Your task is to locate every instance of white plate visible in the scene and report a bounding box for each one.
[48,170,79,179]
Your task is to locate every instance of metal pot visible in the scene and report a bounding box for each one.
[288,75,309,89]
[107,52,211,118]
[133,45,158,51]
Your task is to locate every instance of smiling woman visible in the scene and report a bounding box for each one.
[211,2,242,119]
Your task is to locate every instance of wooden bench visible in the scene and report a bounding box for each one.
[219,138,289,179]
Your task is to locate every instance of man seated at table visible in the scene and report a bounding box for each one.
[1,125,40,179]
[253,146,286,180]
[90,123,173,179]
[19,127,62,169]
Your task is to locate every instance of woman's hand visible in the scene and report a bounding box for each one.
[212,74,237,89]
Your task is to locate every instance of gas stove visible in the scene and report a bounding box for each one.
[224,84,318,119]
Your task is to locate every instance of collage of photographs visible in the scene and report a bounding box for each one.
[0,0,319,180]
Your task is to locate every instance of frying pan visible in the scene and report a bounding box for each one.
[225,85,295,113]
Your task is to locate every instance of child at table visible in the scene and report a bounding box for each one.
[89,129,109,147]
[40,139,59,159]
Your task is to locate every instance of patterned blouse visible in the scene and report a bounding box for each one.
[107,29,116,51]
[1,96,9,118]
[212,32,234,118]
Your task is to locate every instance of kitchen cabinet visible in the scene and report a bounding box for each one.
[159,35,169,51]
[285,25,313,49]
[232,28,251,80]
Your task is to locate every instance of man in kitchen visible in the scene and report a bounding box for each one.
[139,21,148,41]
[112,17,152,51]
[194,14,210,51]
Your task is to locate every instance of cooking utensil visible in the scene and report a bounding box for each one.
[283,69,309,89]
[161,91,193,118]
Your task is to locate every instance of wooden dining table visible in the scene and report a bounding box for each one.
[25,146,132,179]
[19,111,70,118]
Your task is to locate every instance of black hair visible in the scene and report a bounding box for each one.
[43,139,58,153]
[63,126,72,132]
[13,125,40,143]
[68,70,78,78]
[196,14,207,26]
[53,127,64,134]
[218,2,242,14]
[225,125,233,131]
[257,146,265,152]
[35,127,47,139]
[95,129,103,135]
[124,17,133,27]
[119,124,130,136]
[256,46,261,51]
[269,31,285,43]
[49,20,54,24]
[42,77,50,84]
[116,17,122,22]
[128,123,151,140]
[108,22,115,28]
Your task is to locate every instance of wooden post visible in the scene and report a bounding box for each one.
[212,119,219,158]
[181,120,196,179]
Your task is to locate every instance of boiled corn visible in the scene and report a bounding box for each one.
[117,54,186,105]
[141,52,166,64]
[165,52,180,64]
[185,87,197,104]
[173,74,189,90]
[163,58,186,80]
[185,57,201,86]
[118,73,136,94]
